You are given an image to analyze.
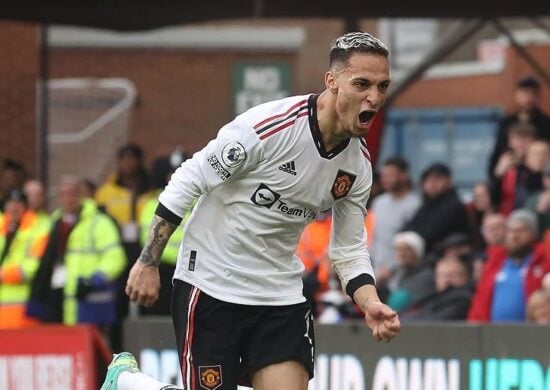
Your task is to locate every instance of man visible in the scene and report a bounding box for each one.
[526,288,550,324]
[96,143,153,256]
[386,231,434,312]
[488,76,550,181]
[102,31,400,390]
[0,190,49,329]
[403,163,469,253]
[490,122,540,214]
[95,144,154,350]
[0,159,27,211]
[468,209,550,322]
[403,255,474,321]
[370,156,420,283]
[23,179,50,230]
[27,177,126,328]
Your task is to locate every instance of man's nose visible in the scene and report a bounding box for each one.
[365,88,382,108]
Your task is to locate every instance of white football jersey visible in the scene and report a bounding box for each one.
[159,94,375,306]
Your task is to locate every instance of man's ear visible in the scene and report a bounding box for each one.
[325,71,338,94]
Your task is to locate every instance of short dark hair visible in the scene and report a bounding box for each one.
[117,143,144,160]
[517,76,540,91]
[1,158,26,174]
[437,254,473,279]
[508,122,537,138]
[383,156,409,172]
[421,163,451,181]
[329,31,389,68]
[4,188,28,206]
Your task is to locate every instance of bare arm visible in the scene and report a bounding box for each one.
[353,284,401,342]
[126,214,178,307]
[138,215,178,267]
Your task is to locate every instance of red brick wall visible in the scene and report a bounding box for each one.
[394,44,550,113]
[0,22,39,177]
[49,49,296,163]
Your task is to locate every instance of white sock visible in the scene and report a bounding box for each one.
[117,371,179,390]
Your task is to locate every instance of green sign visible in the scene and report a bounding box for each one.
[232,62,292,115]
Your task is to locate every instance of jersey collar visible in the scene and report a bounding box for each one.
[308,94,350,160]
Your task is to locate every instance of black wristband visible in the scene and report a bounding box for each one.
[346,273,376,302]
[155,202,183,225]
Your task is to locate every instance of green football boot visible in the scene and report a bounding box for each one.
[100,352,140,390]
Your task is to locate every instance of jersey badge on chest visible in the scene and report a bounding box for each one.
[331,170,356,199]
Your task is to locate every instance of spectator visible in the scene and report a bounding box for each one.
[139,153,188,316]
[0,190,49,329]
[27,177,126,333]
[526,288,550,324]
[481,213,507,247]
[525,140,550,173]
[370,157,420,284]
[23,179,50,229]
[95,144,153,347]
[490,122,541,215]
[526,160,550,233]
[466,182,495,251]
[470,213,507,281]
[489,76,550,181]
[403,163,469,253]
[79,178,97,200]
[403,255,474,321]
[468,209,550,322]
[387,231,434,312]
[434,233,473,260]
[0,159,26,210]
[95,144,153,259]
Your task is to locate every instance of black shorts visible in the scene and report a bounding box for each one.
[171,279,315,390]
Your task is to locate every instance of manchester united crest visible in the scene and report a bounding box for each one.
[331,170,356,199]
[199,366,223,390]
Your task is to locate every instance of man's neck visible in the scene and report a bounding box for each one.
[316,90,349,151]
[119,173,141,191]
[508,247,534,263]
[390,186,410,199]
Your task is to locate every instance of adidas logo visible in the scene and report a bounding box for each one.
[279,161,297,176]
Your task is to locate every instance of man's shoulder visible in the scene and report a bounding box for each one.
[242,95,311,129]
[372,191,420,208]
[371,193,392,209]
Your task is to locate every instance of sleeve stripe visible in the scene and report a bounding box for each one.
[155,202,183,225]
[253,99,308,129]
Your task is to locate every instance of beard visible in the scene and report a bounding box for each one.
[506,242,534,259]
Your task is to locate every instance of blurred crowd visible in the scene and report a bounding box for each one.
[0,75,549,353]
[0,144,189,350]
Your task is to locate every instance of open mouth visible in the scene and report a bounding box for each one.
[359,110,376,125]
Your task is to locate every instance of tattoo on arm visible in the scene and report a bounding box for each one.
[138,215,178,267]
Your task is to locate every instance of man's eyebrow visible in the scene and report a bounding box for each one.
[349,76,371,82]
[349,77,391,84]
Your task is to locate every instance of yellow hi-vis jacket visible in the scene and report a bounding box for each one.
[0,210,49,328]
[50,199,127,325]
